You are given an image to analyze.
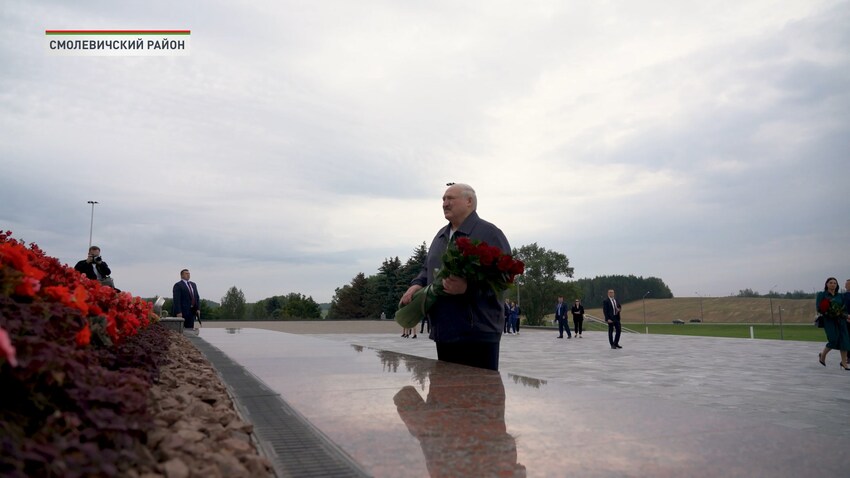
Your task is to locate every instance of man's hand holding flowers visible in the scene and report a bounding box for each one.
[395,237,524,329]
[441,275,468,295]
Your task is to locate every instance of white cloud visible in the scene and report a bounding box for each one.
[2,0,849,302]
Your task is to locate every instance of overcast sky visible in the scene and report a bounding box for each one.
[2,0,849,304]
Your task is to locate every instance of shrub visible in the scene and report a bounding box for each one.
[0,231,168,477]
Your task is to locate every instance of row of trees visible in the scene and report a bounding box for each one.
[736,289,815,299]
[326,241,674,327]
[156,288,322,321]
[326,244,428,320]
[154,242,673,324]
[574,275,673,305]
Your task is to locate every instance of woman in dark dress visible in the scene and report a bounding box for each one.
[816,277,849,370]
[571,299,585,338]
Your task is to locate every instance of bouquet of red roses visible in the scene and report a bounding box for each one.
[818,297,845,318]
[395,237,524,328]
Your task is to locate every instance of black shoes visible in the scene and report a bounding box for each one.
[611,345,623,349]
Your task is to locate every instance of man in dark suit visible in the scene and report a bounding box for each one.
[173,269,200,331]
[603,289,622,349]
[554,296,571,338]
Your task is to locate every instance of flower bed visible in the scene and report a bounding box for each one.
[0,231,270,477]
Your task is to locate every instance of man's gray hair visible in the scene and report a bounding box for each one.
[454,183,477,210]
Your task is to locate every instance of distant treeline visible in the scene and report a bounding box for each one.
[150,291,323,321]
[735,288,815,299]
[573,275,674,305]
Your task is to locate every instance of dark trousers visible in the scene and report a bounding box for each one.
[183,306,198,329]
[574,317,584,335]
[436,341,500,371]
[557,318,571,337]
[420,317,430,333]
[608,320,621,346]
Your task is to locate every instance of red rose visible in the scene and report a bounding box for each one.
[475,244,501,266]
[456,237,473,254]
[819,298,831,314]
[497,255,514,272]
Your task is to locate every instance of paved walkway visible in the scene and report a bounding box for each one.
[304,328,849,438]
[206,321,848,438]
[199,321,850,476]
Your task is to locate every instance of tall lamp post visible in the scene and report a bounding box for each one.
[695,291,704,322]
[768,284,778,326]
[87,200,99,248]
[642,291,651,334]
[778,306,784,340]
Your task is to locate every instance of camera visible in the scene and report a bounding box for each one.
[94,256,102,263]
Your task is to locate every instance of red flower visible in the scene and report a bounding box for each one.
[105,312,119,342]
[819,298,831,314]
[76,323,91,347]
[441,238,525,288]
[476,244,501,266]
[3,230,160,347]
[456,237,474,254]
[497,255,514,272]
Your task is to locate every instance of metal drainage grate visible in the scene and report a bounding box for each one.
[188,336,370,478]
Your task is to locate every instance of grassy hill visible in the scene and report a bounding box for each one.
[581,297,817,325]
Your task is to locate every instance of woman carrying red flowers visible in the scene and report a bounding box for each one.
[816,277,849,370]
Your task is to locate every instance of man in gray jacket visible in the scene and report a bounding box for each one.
[400,183,511,371]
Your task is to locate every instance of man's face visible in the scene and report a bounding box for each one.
[442,185,473,224]
[557,297,563,303]
[181,270,191,280]
[607,290,615,298]
[88,247,100,258]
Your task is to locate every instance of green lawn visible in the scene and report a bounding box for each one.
[627,323,825,342]
[539,321,826,342]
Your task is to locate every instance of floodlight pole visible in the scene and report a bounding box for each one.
[87,200,99,248]
[642,291,650,334]
[695,291,704,322]
[778,306,784,340]
[769,284,777,326]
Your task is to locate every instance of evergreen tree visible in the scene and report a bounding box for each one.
[401,242,428,284]
[374,256,406,319]
[327,273,371,319]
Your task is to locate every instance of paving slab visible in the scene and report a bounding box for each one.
[196,324,849,477]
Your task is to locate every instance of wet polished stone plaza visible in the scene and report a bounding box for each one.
[197,326,849,477]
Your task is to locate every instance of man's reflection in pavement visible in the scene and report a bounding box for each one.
[394,361,526,477]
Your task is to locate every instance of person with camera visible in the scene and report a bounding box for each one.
[74,246,114,287]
